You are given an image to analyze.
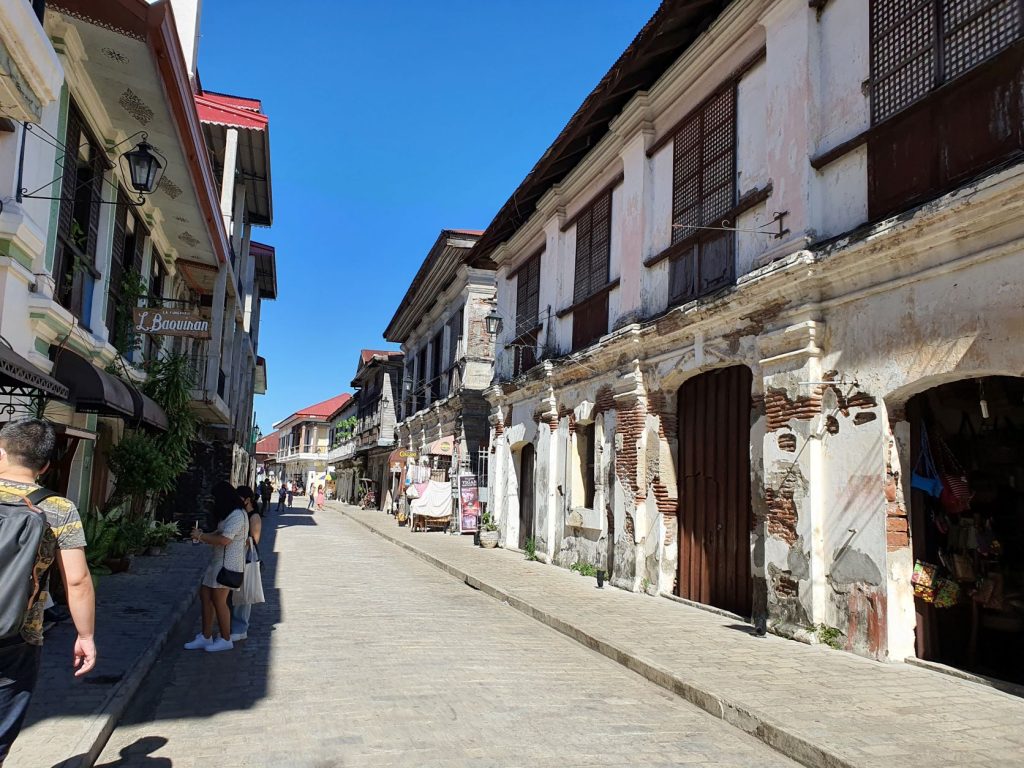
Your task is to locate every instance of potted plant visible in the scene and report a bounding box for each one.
[144,520,180,556]
[479,512,499,549]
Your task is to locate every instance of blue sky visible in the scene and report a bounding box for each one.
[197,1,660,433]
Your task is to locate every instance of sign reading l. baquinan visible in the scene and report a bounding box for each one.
[133,308,212,339]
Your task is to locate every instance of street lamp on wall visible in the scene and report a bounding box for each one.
[484,309,503,336]
[120,141,165,195]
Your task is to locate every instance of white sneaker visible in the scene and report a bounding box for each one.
[204,637,234,653]
[230,632,247,641]
[184,633,211,650]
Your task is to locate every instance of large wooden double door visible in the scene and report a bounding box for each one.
[677,366,753,616]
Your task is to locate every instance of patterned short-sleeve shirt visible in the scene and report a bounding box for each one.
[0,480,87,646]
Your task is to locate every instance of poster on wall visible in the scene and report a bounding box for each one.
[459,474,480,533]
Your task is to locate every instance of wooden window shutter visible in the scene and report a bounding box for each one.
[588,192,611,296]
[132,217,146,273]
[573,207,593,302]
[106,191,129,335]
[57,107,81,244]
[668,84,737,305]
[515,254,541,338]
[84,147,104,264]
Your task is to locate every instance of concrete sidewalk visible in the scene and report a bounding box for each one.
[335,503,1024,768]
[8,542,208,768]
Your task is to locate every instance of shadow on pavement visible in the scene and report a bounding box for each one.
[93,736,172,767]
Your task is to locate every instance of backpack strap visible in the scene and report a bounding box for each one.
[25,487,56,508]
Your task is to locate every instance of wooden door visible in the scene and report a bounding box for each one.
[518,443,535,550]
[677,365,753,616]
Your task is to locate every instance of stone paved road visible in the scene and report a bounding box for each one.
[96,505,796,768]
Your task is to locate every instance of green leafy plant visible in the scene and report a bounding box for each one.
[481,511,498,532]
[105,431,174,514]
[142,353,197,481]
[333,415,358,445]
[145,520,180,548]
[640,577,652,593]
[111,268,147,356]
[814,623,844,650]
[81,509,116,576]
[570,560,598,577]
[524,536,538,561]
[69,220,87,250]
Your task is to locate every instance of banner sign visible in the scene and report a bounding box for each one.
[133,308,212,339]
[459,474,480,533]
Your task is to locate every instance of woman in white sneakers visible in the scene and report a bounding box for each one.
[184,481,248,653]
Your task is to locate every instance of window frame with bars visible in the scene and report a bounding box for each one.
[511,250,542,376]
[666,83,738,306]
[569,190,613,352]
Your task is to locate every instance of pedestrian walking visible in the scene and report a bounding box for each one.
[287,480,294,508]
[230,486,262,642]
[259,478,272,515]
[307,483,316,510]
[277,481,287,512]
[0,418,96,765]
[185,481,248,653]
[316,484,325,512]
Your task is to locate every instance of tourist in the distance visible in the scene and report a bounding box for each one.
[316,484,325,512]
[259,478,272,515]
[307,482,317,510]
[277,480,287,512]
[230,485,262,642]
[185,481,248,653]
[286,479,294,508]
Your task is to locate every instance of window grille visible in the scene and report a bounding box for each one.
[668,85,737,304]
[870,0,1023,124]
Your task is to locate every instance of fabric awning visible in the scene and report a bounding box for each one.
[128,387,169,433]
[387,447,417,467]
[51,351,134,418]
[0,343,69,399]
[427,436,455,456]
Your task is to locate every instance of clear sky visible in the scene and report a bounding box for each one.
[196,0,660,433]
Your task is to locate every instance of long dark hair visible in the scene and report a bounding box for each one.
[212,480,242,523]
[237,485,260,516]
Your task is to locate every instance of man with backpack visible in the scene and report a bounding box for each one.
[0,418,96,765]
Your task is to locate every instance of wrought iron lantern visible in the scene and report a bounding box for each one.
[484,309,503,336]
[120,141,165,195]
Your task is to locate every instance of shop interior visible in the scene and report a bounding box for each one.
[909,376,1024,685]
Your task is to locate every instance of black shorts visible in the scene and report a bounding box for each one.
[0,639,42,762]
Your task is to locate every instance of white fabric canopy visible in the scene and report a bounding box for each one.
[409,480,452,518]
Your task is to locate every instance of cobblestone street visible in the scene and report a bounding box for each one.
[94,505,797,768]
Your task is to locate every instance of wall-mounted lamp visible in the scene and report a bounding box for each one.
[484,309,503,336]
[120,140,165,195]
[17,125,166,206]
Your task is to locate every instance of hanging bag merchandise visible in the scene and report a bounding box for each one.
[933,433,973,515]
[912,560,939,603]
[236,536,265,606]
[911,424,944,498]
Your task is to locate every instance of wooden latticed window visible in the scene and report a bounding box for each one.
[867,0,1024,218]
[53,101,105,327]
[571,193,611,351]
[668,85,737,305]
[513,251,541,376]
[871,0,1023,123]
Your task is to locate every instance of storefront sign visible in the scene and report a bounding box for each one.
[459,474,480,533]
[133,308,211,339]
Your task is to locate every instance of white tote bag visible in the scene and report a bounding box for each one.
[237,537,265,605]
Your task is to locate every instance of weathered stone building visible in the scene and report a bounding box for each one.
[479,0,1024,681]
[386,229,497,488]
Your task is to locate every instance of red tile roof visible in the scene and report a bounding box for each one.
[255,432,279,455]
[292,393,351,420]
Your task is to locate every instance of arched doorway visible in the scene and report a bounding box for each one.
[677,365,753,616]
[518,443,536,550]
[908,376,1024,683]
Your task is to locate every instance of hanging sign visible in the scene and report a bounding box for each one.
[133,308,211,339]
[459,474,480,533]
